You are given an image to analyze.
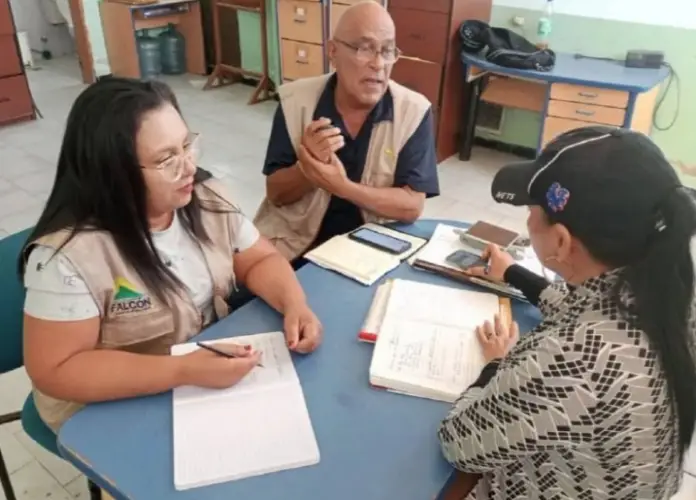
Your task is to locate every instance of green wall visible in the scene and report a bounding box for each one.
[481,6,694,185]
[238,0,281,87]
[84,0,110,76]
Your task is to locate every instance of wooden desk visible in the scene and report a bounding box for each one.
[458,52,671,160]
[100,0,206,79]
[0,0,34,126]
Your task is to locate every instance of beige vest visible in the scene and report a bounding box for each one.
[29,180,241,430]
[253,74,430,261]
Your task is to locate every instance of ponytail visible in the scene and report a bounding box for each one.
[617,188,696,460]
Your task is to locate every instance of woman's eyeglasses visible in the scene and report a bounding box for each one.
[334,39,401,64]
[142,133,201,183]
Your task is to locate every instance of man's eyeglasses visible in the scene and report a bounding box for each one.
[141,133,201,183]
[334,39,401,64]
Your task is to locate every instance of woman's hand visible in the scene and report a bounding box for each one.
[476,314,519,363]
[180,343,261,389]
[466,243,516,283]
[283,303,323,354]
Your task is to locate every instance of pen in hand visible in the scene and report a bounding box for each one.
[196,342,265,368]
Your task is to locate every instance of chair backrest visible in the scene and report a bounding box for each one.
[0,229,31,374]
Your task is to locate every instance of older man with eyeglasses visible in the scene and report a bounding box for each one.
[254,0,440,267]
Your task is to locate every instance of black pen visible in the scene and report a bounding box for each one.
[196,342,264,368]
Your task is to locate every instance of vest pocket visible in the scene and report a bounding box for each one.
[99,311,176,355]
[366,172,395,189]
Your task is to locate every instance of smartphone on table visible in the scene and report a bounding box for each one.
[348,228,412,255]
[445,250,487,270]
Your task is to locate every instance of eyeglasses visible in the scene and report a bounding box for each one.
[334,39,401,64]
[141,133,201,183]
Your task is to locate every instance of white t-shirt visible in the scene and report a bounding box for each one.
[23,211,259,321]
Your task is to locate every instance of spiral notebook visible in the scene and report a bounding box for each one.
[171,332,320,490]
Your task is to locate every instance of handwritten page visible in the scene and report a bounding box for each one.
[373,320,486,401]
[385,279,500,331]
[171,332,320,490]
[369,280,496,402]
[172,332,296,403]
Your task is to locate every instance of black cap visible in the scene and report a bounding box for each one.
[491,126,682,241]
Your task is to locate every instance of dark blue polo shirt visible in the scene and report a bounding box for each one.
[263,75,439,248]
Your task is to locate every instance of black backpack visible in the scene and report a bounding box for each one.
[459,20,556,72]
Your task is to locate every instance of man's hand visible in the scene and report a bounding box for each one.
[302,118,344,163]
[283,303,323,354]
[297,145,350,195]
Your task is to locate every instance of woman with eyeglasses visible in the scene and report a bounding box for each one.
[19,77,322,432]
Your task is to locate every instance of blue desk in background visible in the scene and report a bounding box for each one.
[57,220,541,500]
[458,52,671,160]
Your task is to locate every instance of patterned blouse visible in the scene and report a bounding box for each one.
[438,270,684,500]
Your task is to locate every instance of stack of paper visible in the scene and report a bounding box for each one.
[369,280,505,402]
[305,223,426,285]
[171,332,320,490]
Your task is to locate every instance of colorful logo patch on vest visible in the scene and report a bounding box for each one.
[110,277,153,315]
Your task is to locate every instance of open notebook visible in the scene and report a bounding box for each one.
[171,332,320,490]
[369,279,506,402]
[304,223,427,286]
[359,279,510,344]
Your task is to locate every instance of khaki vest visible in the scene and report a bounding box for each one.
[29,180,241,430]
[254,74,430,261]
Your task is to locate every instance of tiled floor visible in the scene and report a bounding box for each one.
[0,56,695,499]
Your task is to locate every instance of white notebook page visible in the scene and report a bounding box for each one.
[171,332,320,490]
[305,235,399,285]
[370,280,497,402]
[305,224,427,286]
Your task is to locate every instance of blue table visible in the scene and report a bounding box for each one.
[458,51,671,160]
[57,220,540,500]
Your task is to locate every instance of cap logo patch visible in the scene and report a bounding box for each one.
[495,191,516,202]
[546,182,570,212]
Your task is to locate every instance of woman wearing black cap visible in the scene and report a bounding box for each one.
[437,126,696,499]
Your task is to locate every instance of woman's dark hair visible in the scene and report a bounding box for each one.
[19,77,222,301]
[559,188,696,460]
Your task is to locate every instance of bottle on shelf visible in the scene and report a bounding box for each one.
[536,0,553,50]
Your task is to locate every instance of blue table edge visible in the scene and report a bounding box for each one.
[58,438,127,498]
[461,52,671,93]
